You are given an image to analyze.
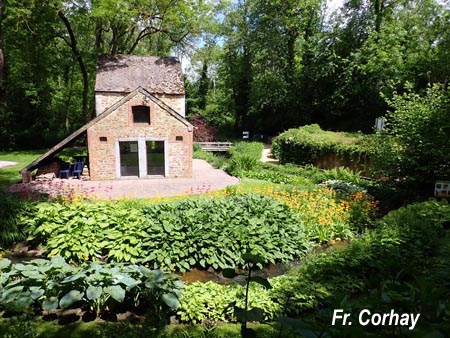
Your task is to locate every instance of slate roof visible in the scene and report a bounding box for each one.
[95,54,185,95]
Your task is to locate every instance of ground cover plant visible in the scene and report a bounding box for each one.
[0,319,288,338]
[175,199,450,336]
[0,256,183,320]
[21,194,309,271]
[223,184,377,241]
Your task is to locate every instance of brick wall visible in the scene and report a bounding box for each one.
[88,92,192,180]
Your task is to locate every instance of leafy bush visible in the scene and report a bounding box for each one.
[272,199,450,315]
[140,195,308,271]
[189,115,217,142]
[240,168,316,188]
[22,195,309,271]
[371,84,450,185]
[243,162,370,187]
[226,185,377,242]
[228,142,264,174]
[0,257,183,318]
[272,124,370,168]
[23,202,146,263]
[321,179,367,195]
[194,141,265,176]
[229,142,264,160]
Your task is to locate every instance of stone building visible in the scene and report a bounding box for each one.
[21,55,193,181]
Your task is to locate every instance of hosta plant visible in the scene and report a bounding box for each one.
[0,257,184,319]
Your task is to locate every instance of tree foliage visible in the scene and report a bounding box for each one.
[2,0,450,148]
[372,84,450,185]
[1,0,209,149]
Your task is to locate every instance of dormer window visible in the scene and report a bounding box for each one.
[132,105,150,124]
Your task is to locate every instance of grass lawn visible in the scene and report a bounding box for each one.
[0,150,45,186]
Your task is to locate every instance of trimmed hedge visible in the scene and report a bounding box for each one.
[272,124,370,167]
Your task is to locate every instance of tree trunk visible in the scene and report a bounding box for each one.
[373,0,383,33]
[95,20,103,54]
[57,9,89,123]
[0,0,7,116]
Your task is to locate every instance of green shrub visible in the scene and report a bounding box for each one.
[272,199,450,315]
[228,142,264,174]
[229,142,264,160]
[140,195,308,271]
[240,168,316,188]
[0,257,183,318]
[321,179,367,195]
[272,124,370,168]
[193,141,264,176]
[22,195,309,271]
[371,84,450,185]
[244,162,368,186]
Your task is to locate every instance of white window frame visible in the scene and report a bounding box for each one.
[115,137,168,178]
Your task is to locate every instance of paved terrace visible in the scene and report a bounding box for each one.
[8,159,240,200]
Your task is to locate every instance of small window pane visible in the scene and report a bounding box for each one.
[132,106,150,124]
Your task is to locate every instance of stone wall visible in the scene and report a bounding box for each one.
[88,91,192,180]
[314,153,371,176]
[154,93,186,117]
[95,92,123,116]
[95,92,185,117]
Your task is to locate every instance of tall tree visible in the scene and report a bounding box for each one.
[0,0,6,116]
[56,3,91,122]
[220,0,323,134]
[91,0,206,55]
[0,0,11,148]
[221,0,252,132]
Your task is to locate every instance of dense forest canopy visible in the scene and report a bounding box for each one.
[0,0,449,149]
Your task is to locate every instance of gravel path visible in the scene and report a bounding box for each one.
[8,159,240,199]
[261,144,279,163]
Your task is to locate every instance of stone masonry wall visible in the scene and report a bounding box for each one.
[96,92,185,117]
[95,92,123,116]
[88,92,192,180]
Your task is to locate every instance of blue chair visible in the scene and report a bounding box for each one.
[71,161,84,179]
[59,163,72,179]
